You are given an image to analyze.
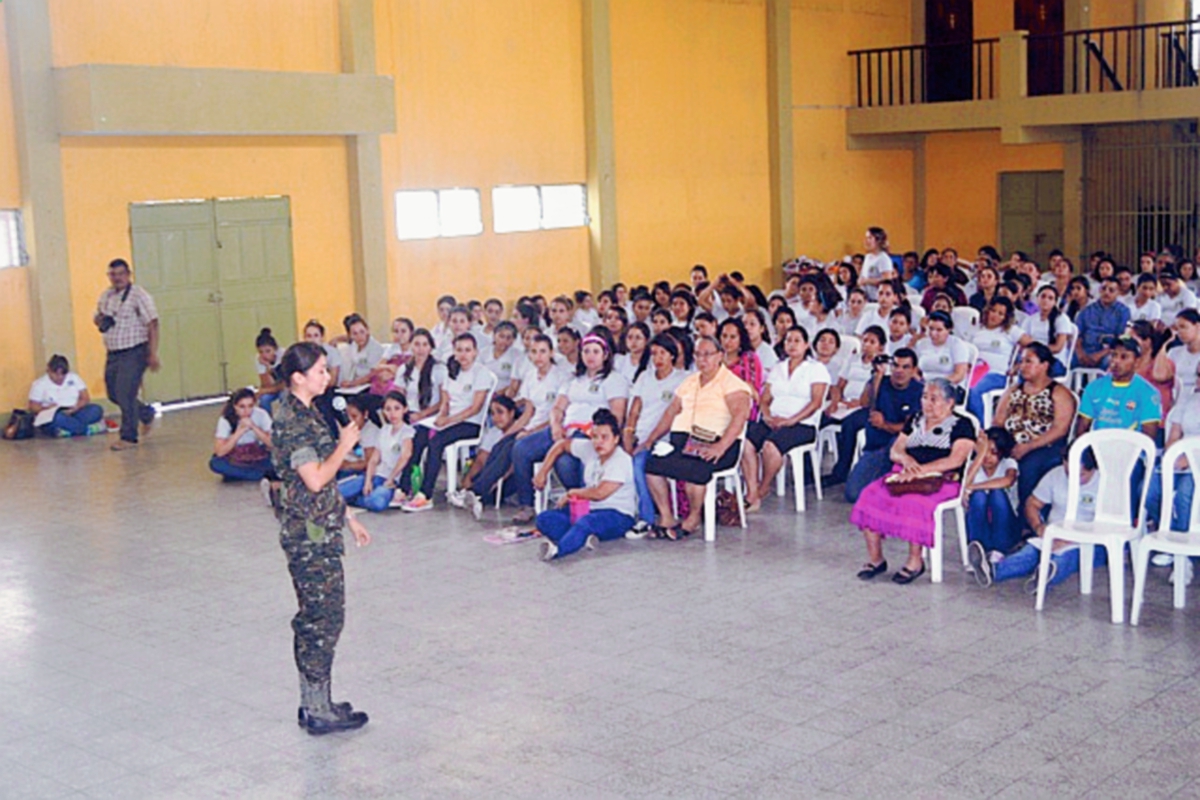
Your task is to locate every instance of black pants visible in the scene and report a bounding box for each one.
[414,422,481,497]
[104,343,155,443]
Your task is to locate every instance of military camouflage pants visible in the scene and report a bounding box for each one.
[281,521,345,683]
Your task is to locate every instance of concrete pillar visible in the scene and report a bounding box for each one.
[582,0,619,291]
[767,0,795,272]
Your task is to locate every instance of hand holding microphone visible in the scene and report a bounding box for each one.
[331,396,361,450]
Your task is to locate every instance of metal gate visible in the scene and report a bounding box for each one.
[1083,121,1200,267]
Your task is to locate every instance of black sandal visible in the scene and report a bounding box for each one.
[648,524,670,540]
[663,525,688,541]
[891,563,926,584]
[856,561,888,580]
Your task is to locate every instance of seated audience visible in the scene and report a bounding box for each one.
[641,335,752,539]
[210,388,275,482]
[1018,285,1071,375]
[399,329,447,427]
[850,378,975,584]
[1076,336,1161,440]
[254,328,284,411]
[914,311,970,390]
[340,391,414,512]
[967,297,1022,421]
[1145,381,1200,535]
[624,334,686,530]
[962,427,1021,561]
[719,318,765,417]
[1152,308,1200,398]
[482,321,521,395]
[449,395,522,517]
[1073,277,1130,369]
[27,354,104,437]
[1158,268,1198,327]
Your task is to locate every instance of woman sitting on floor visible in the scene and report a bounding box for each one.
[340,390,414,512]
[850,377,976,584]
[210,387,276,482]
[27,354,105,437]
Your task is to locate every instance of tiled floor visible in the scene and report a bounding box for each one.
[2,407,1199,798]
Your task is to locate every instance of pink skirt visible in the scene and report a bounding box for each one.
[849,466,960,548]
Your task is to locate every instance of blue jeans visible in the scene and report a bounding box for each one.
[1144,465,1195,532]
[512,428,554,507]
[967,373,1007,422]
[258,391,280,412]
[632,449,656,524]
[471,433,517,502]
[846,447,894,504]
[966,489,1020,553]
[828,408,869,484]
[536,508,635,559]
[1016,444,1065,510]
[338,474,396,513]
[994,541,1108,588]
[209,454,273,482]
[42,404,104,436]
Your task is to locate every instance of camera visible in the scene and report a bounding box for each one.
[872,354,892,366]
[97,314,116,333]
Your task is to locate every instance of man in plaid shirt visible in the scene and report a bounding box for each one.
[93,258,160,450]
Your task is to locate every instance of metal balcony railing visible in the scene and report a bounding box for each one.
[1029,19,1200,95]
[849,38,997,108]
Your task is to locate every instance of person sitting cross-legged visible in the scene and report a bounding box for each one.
[28,354,106,438]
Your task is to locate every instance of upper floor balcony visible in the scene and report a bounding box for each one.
[847,18,1200,144]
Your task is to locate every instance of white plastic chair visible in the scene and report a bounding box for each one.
[924,411,979,583]
[816,338,861,470]
[1035,429,1156,625]
[955,342,979,411]
[443,374,498,496]
[1131,437,1200,625]
[1069,367,1104,394]
[669,427,748,543]
[773,384,829,511]
[951,306,980,336]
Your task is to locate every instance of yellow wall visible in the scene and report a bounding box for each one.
[792,0,915,259]
[377,0,589,329]
[923,130,1064,251]
[59,137,355,394]
[0,6,37,410]
[610,0,772,289]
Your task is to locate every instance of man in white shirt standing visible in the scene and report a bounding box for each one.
[93,258,160,450]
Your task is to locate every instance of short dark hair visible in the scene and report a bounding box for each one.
[47,354,69,373]
[892,347,917,365]
[591,408,621,438]
[108,258,130,272]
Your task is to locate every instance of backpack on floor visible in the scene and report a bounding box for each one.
[3,410,35,441]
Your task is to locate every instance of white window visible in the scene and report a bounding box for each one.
[491,183,588,234]
[394,189,483,240]
[0,211,24,268]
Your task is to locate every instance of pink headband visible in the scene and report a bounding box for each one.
[580,334,610,353]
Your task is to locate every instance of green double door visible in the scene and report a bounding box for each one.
[999,171,1064,269]
[130,197,297,404]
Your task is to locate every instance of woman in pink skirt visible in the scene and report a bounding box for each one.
[850,377,976,584]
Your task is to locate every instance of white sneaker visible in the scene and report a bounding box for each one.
[625,520,651,540]
[388,492,408,509]
[446,489,466,509]
[401,494,433,513]
[469,491,484,521]
[539,540,558,561]
[585,534,600,551]
[1151,553,1175,568]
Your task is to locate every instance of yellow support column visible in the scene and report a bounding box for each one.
[583,0,619,291]
[5,0,76,367]
[339,0,393,330]
[767,0,795,273]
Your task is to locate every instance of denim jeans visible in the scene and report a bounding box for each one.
[338,474,396,512]
[632,449,656,524]
[994,541,1108,588]
[257,391,280,412]
[967,373,1008,423]
[1144,465,1195,532]
[471,433,517,502]
[966,488,1020,554]
[209,454,273,482]
[1016,443,1065,510]
[536,508,635,559]
[512,428,554,507]
[42,404,104,436]
[845,447,894,504]
[828,408,869,484]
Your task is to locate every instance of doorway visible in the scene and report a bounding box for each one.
[926,0,975,102]
[1016,0,1065,96]
[130,197,297,404]
[999,171,1064,268]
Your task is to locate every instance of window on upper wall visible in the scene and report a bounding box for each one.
[395,189,483,240]
[492,184,588,234]
[0,210,26,268]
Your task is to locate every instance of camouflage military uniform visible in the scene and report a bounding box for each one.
[272,391,349,685]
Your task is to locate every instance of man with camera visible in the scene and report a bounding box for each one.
[834,347,923,503]
[94,258,160,450]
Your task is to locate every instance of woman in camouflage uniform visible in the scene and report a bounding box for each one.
[273,342,372,735]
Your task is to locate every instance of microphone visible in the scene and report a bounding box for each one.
[331,395,352,427]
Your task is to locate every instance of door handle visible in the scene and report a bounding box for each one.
[208,290,224,304]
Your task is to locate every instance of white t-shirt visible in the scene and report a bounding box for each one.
[376,421,416,473]
[1033,465,1099,527]
[1166,391,1200,437]
[614,352,643,385]
[971,325,1023,373]
[1020,313,1072,369]
[517,364,571,428]
[321,343,343,373]
[855,306,889,336]
[755,342,779,372]
[344,337,385,383]
[835,309,864,338]
[971,457,1019,512]
[479,425,505,452]
[469,324,494,354]
[860,252,896,300]
[916,337,971,381]
[631,368,687,443]
[560,371,630,427]
[255,353,282,376]
[570,439,637,516]
[29,372,87,408]
[1168,344,1200,396]
[402,361,448,413]
[842,355,874,403]
[359,421,380,453]
[1160,287,1198,327]
[885,333,913,356]
[482,346,522,391]
[1125,298,1162,323]
[443,363,495,425]
[765,359,831,424]
[214,406,273,445]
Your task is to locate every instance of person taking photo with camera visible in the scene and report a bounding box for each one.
[841,347,924,503]
[94,258,160,450]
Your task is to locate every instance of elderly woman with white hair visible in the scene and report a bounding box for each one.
[850,377,976,584]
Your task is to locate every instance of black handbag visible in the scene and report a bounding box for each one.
[3,410,36,440]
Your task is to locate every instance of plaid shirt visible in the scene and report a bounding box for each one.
[97,284,158,352]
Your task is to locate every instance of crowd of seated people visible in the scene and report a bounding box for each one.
[28,230,1197,591]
